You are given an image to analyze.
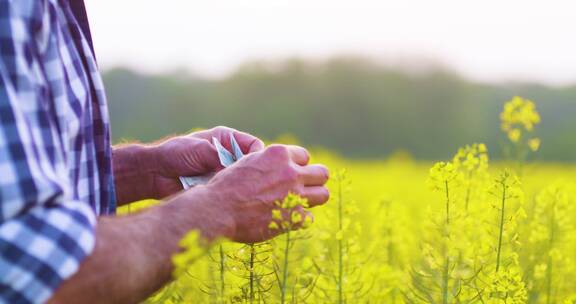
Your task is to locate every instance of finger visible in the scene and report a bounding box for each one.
[178,138,223,175]
[232,130,265,153]
[159,137,223,177]
[188,128,219,141]
[297,164,329,186]
[189,126,233,148]
[299,186,330,207]
[191,127,264,155]
[286,145,310,166]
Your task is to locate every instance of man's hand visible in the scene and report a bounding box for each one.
[150,126,265,197]
[113,126,264,205]
[170,144,330,243]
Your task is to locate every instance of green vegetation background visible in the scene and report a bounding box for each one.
[103,57,576,161]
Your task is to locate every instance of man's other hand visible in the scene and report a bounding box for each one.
[169,144,330,243]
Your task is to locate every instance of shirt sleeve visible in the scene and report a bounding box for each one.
[0,2,97,303]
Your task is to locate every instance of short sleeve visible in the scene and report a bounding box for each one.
[0,2,97,303]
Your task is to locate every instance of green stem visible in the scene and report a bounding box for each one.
[442,180,450,304]
[545,251,553,304]
[338,178,344,304]
[445,180,450,225]
[546,202,556,304]
[219,245,225,303]
[464,171,473,212]
[385,204,394,266]
[442,256,449,304]
[280,229,291,304]
[250,244,255,304]
[496,182,506,272]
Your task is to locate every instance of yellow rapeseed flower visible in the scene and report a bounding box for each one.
[500,96,541,146]
[478,143,487,153]
[272,209,283,220]
[508,129,521,143]
[268,221,280,230]
[500,96,540,132]
[528,138,541,151]
[291,211,303,224]
[427,161,461,192]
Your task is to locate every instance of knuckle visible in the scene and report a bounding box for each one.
[265,145,289,160]
[242,151,259,163]
[212,125,231,133]
[292,185,305,197]
[193,137,209,146]
[198,139,215,154]
[177,135,203,146]
[169,136,187,145]
[282,165,299,183]
[164,136,191,152]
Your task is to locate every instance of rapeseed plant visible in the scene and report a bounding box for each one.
[487,171,525,273]
[204,244,228,303]
[427,161,461,225]
[370,199,412,303]
[500,96,540,144]
[313,170,369,304]
[408,160,483,303]
[500,96,541,173]
[526,183,574,303]
[452,143,490,213]
[227,242,274,303]
[474,171,528,303]
[146,230,216,303]
[564,294,576,304]
[137,96,576,303]
[268,193,314,304]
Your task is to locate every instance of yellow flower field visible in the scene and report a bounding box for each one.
[123,97,576,303]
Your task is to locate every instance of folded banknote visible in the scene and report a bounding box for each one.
[179,134,244,189]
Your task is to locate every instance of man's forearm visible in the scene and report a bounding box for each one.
[48,187,234,304]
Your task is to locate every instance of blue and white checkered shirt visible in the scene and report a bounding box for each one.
[0,1,115,303]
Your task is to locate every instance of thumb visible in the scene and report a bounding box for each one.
[166,137,224,176]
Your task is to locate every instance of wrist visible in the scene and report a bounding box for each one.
[113,144,158,204]
[161,185,236,242]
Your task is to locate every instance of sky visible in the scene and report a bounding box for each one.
[85,0,576,85]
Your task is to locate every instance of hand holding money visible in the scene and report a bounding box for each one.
[112,127,265,204]
[179,135,245,189]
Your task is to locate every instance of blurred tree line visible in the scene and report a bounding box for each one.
[103,57,576,161]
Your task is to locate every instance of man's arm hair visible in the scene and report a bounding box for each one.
[48,187,234,304]
[112,144,157,206]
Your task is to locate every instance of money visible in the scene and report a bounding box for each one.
[179,134,244,189]
[230,134,244,161]
[213,136,237,167]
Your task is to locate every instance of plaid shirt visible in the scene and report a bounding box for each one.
[0,1,114,303]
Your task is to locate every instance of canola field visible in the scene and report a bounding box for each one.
[125,97,576,303]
